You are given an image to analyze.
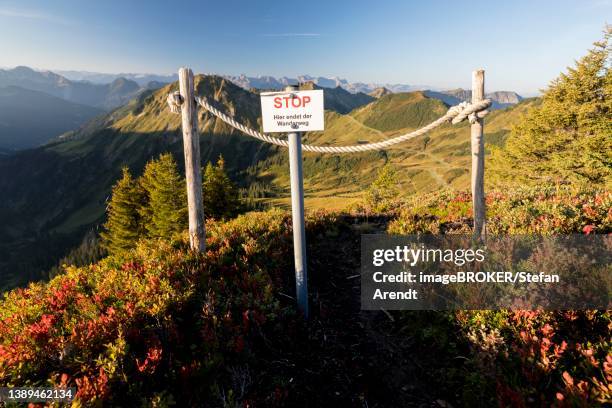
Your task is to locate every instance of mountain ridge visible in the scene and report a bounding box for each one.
[224,73,432,94]
[4,66,526,109]
[297,81,374,114]
[0,66,165,110]
[368,87,393,98]
[440,88,523,108]
[56,70,178,86]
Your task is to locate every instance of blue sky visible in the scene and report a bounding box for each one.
[0,0,609,94]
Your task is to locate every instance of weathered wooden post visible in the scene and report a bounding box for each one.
[286,85,309,318]
[178,67,205,252]
[471,69,486,238]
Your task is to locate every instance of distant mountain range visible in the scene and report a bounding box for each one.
[425,89,523,110]
[56,70,179,86]
[0,66,524,151]
[55,69,443,94]
[0,66,163,110]
[224,75,523,108]
[3,66,524,106]
[8,67,522,102]
[223,74,429,94]
[49,70,432,94]
[442,89,523,105]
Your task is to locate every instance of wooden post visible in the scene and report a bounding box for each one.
[178,67,205,252]
[471,69,486,238]
[286,85,309,319]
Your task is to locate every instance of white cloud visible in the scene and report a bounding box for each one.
[0,7,72,25]
[260,33,321,37]
[590,0,612,7]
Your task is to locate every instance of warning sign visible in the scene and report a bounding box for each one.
[260,90,324,133]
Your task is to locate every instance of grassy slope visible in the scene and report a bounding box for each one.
[260,94,537,209]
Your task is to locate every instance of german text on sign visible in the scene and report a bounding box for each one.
[260,90,324,133]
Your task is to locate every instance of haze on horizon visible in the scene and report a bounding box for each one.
[0,0,609,96]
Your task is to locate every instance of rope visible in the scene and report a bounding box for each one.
[167,91,491,154]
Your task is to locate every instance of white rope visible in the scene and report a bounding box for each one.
[167,91,491,154]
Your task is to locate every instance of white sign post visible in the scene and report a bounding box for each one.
[260,88,325,319]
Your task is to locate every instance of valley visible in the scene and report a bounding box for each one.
[0,86,104,150]
[0,66,170,150]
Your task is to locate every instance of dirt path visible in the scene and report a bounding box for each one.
[275,217,461,407]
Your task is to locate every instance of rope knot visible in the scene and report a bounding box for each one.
[448,99,492,125]
[167,91,184,114]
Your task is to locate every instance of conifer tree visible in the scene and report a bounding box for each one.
[139,153,188,239]
[202,155,240,219]
[491,27,611,186]
[101,167,144,254]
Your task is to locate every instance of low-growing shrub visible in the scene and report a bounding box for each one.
[388,187,611,406]
[388,187,611,235]
[0,209,338,406]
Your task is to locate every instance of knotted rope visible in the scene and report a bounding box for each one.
[167,91,491,154]
[167,92,183,114]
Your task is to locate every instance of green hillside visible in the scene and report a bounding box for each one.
[0,75,533,290]
[259,95,538,208]
[350,91,447,131]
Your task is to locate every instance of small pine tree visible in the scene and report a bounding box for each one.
[364,164,401,213]
[422,135,431,151]
[139,153,188,239]
[101,167,144,254]
[491,27,611,186]
[202,155,240,219]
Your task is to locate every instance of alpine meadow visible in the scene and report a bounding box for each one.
[0,3,610,406]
